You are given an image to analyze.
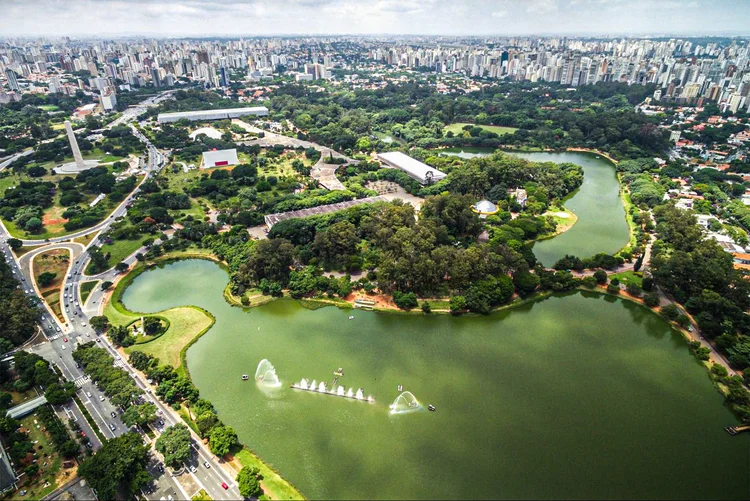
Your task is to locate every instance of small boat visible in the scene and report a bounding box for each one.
[428,404,436,412]
[241,374,249,381]
[348,315,355,320]
[397,385,403,392]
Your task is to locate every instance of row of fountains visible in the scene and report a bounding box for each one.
[292,378,374,402]
[253,359,423,414]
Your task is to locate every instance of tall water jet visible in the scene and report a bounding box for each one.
[337,386,345,396]
[299,378,309,390]
[355,388,364,400]
[254,359,282,387]
[346,388,354,398]
[389,391,421,414]
[318,381,327,392]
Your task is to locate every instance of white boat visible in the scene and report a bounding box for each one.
[241,374,249,380]
[348,315,355,320]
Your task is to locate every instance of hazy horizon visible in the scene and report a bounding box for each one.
[2,0,749,38]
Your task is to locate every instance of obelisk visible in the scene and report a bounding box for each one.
[64,120,86,170]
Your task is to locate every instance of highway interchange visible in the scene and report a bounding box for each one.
[1,91,243,500]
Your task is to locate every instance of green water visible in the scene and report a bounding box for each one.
[440,149,630,266]
[122,259,749,500]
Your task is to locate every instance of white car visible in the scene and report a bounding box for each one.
[61,345,66,350]
[99,395,105,402]
[86,392,92,398]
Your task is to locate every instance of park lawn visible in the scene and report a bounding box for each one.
[80,281,98,305]
[38,104,59,112]
[87,234,150,274]
[544,205,578,235]
[73,233,96,246]
[121,306,213,369]
[443,123,519,136]
[235,447,305,500]
[0,174,22,196]
[610,270,643,288]
[13,412,65,500]
[43,289,64,323]
[33,249,71,293]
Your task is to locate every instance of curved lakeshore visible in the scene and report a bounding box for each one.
[115,259,749,500]
[441,148,630,266]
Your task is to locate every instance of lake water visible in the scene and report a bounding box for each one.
[122,259,749,500]
[440,149,630,266]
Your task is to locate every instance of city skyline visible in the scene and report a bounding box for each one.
[2,0,750,37]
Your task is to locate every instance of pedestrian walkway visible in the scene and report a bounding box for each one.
[74,375,91,388]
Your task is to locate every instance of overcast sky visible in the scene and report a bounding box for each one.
[2,0,749,37]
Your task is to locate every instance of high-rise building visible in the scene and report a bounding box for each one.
[219,66,228,87]
[4,69,19,91]
[100,89,117,112]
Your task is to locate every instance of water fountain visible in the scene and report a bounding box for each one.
[389,391,421,414]
[254,359,282,387]
[289,370,375,403]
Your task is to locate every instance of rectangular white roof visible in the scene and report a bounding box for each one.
[377,151,447,183]
[158,106,269,122]
[202,148,239,167]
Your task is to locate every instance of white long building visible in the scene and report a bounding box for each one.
[377,151,447,185]
[157,106,269,123]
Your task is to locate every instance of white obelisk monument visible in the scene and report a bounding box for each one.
[64,120,86,170]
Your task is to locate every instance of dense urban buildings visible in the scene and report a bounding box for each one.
[0,37,749,113]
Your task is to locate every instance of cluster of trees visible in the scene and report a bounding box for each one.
[267,81,669,159]
[0,258,39,349]
[650,205,750,420]
[78,432,151,500]
[73,343,143,408]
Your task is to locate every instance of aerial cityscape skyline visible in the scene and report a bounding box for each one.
[0,2,749,500]
[2,0,750,37]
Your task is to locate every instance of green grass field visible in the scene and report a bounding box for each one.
[444,123,518,136]
[87,234,150,274]
[80,280,98,305]
[610,270,643,288]
[113,304,213,369]
[15,412,64,500]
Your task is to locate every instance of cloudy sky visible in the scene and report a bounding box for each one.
[2,0,749,37]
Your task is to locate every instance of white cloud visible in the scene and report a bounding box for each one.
[491,9,508,18]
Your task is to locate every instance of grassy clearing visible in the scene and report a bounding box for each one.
[73,233,96,246]
[544,205,578,235]
[33,249,70,292]
[13,412,66,500]
[192,489,212,500]
[235,447,305,500]
[80,280,98,305]
[610,270,643,288]
[444,123,519,136]
[118,307,213,369]
[96,234,150,269]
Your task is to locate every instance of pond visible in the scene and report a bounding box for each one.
[440,149,630,266]
[122,259,749,500]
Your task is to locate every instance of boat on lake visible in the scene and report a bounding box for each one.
[241,374,249,380]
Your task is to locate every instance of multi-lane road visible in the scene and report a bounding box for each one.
[1,91,243,500]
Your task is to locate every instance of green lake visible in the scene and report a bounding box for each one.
[440,149,630,266]
[122,259,749,500]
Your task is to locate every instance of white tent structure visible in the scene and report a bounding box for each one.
[377,151,447,185]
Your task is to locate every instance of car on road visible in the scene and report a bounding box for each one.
[157,464,164,473]
[62,337,68,342]
[61,345,66,350]
[221,482,229,490]
[189,465,197,473]
[86,392,92,398]
[110,411,117,418]
[108,423,116,431]
[203,461,210,469]
[99,395,105,402]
